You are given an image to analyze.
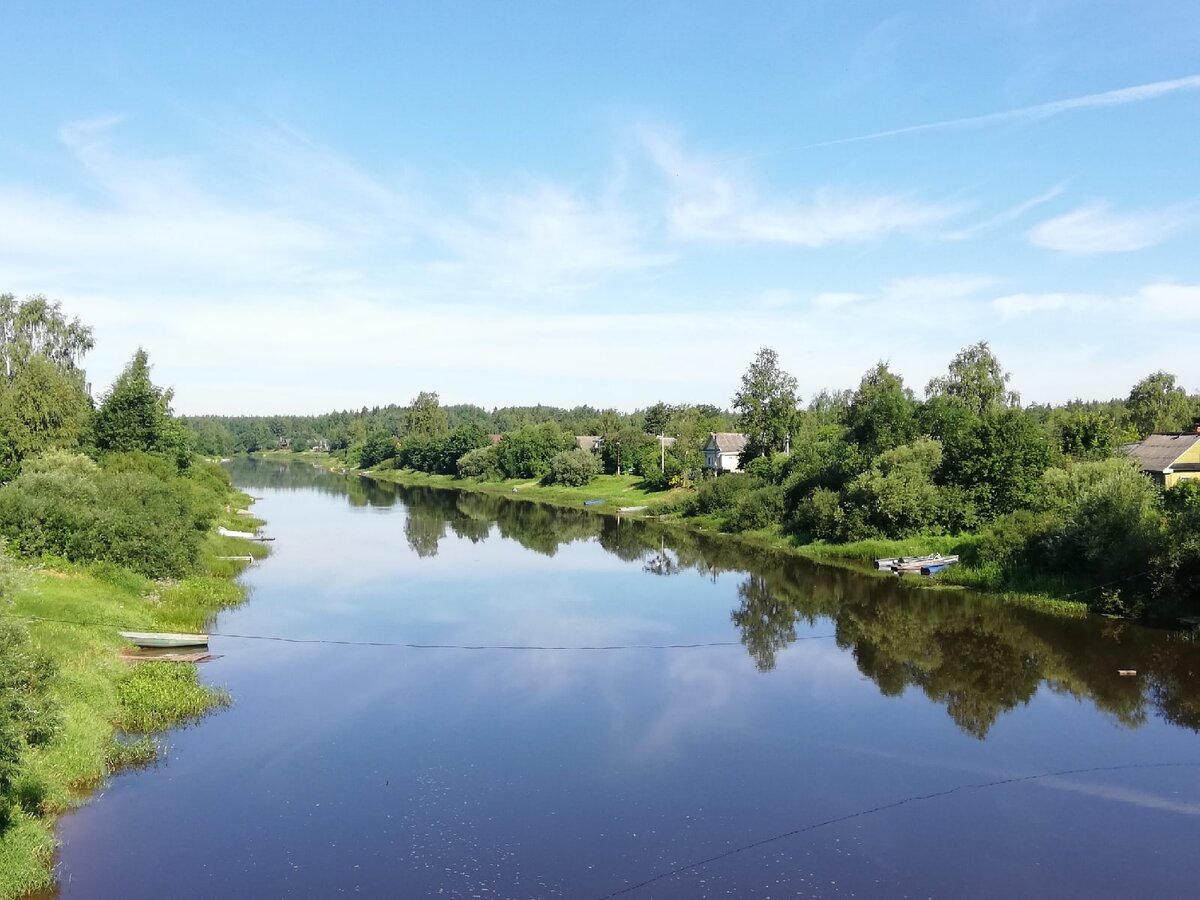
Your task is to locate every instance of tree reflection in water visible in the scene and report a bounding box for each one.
[227,457,1200,739]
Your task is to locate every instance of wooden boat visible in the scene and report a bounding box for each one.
[878,553,942,571]
[920,557,960,575]
[119,631,209,649]
[888,554,944,573]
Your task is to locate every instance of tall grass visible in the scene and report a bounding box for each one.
[116,664,230,733]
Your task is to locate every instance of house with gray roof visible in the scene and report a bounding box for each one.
[1123,421,1200,488]
[703,432,747,473]
[575,435,604,453]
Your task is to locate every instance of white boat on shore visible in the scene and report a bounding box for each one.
[119,631,210,649]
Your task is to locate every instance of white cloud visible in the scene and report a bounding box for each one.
[991,282,1200,322]
[0,116,665,302]
[1029,202,1195,254]
[946,182,1068,240]
[993,291,1100,317]
[425,179,668,296]
[1134,282,1200,320]
[641,129,956,246]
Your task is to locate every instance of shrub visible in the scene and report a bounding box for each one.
[0,619,57,831]
[359,430,397,468]
[0,458,206,577]
[789,487,845,541]
[543,449,601,487]
[841,438,944,538]
[638,453,683,491]
[969,509,1056,569]
[687,473,754,516]
[495,424,574,479]
[721,485,784,532]
[457,446,501,480]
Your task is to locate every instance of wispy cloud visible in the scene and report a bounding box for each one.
[0,115,667,301]
[993,282,1200,321]
[946,182,1068,240]
[0,117,329,281]
[425,179,667,296]
[809,74,1200,147]
[1029,201,1196,254]
[1135,282,1200,321]
[642,128,957,246]
[993,291,1099,317]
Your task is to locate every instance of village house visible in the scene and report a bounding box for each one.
[575,435,604,453]
[703,432,747,473]
[1123,419,1200,488]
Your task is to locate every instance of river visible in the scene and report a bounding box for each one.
[42,458,1200,898]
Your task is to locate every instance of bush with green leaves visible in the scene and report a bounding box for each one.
[788,486,845,541]
[685,473,755,517]
[969,458,1169,611]
[0,618,58,833]
[1153,481,1200,611]
[0,452,212,577]
[721,485,784,532]
[495,424,574,479]
[457,445,502,480]
[543,448,601,487]
[841,438,945,539]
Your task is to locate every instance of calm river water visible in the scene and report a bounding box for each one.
[44,459,1200,898]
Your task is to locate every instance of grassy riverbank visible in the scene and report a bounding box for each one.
[0,497,264,899]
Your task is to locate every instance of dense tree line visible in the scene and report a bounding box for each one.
[185,329,1199,619]
[673,343,1200,620]
[182,396,736,466]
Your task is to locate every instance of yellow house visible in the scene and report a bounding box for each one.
[1125,424,1200,488]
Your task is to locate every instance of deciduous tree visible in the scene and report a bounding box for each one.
[1127,371,1192,437]
[926,341,1019,416]
[732,347,798,459]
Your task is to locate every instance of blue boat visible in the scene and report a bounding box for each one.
[920,557,960,575]
[583,499,605,507]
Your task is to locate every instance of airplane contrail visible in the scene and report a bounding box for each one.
[809,74,1200,148]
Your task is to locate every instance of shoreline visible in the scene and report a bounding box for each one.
[1,481,266,899]
[264,450,1089,618]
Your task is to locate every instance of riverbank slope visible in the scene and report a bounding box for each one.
[0,492,265,899]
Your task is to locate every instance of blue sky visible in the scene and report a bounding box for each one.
[1,1,1197,414]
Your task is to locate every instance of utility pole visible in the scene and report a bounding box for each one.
[660,433,665,473]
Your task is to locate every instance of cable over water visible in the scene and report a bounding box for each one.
[0,610,836,651]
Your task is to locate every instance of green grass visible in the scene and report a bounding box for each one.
[0,813,55,897]
[368,467,689,513]
[103,736,159,770]
[0,496,263,899]
[115,663,230,733]
[792,534,976,562]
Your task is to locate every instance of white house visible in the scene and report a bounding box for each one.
[703,432,747,473]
